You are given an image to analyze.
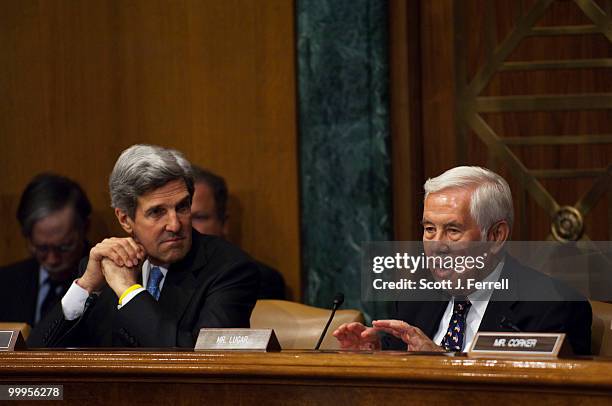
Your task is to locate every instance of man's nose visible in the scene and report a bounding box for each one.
[44,250,62,266]
[166,211,181,233]
[427,236,450,254]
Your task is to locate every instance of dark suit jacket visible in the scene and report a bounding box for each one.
[256,261,286,300]
[0,257,40,326]
[0,245,87,326]
[383,256,592,355]
[27,231,260,348]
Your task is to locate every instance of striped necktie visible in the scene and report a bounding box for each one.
[147,266,164,301]
[440,299,472,352]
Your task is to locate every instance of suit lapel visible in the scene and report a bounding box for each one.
[418,301,449,338]
[23,262,39,325]
[480,257,520,331]
[158,267,197,322]
[480,300,518,331]
[402,289,449,338]
[158,232,209,323]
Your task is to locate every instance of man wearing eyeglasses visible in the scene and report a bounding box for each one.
[0,174,91,327]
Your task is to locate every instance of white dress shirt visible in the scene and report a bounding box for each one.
[61,259,168,320]
[432,258,505,351]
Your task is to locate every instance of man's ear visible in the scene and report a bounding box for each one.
[115,208,134,234]
[487,220,510,254]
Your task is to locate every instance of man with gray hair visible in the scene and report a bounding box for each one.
[0,174,91,326]
[334,166,591,354]
[28,144,259,348]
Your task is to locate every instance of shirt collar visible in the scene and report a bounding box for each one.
[142,259,169,287]
[447,257,505,319]
[38,266,50,286]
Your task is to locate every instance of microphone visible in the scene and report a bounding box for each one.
[499,316,521,332]
[314,292,344,350]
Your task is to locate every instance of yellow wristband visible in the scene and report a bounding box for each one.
[119,284,143,305]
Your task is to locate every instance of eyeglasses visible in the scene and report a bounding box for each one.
[31,241,80,256]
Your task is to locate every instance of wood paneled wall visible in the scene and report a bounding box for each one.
[391,0,611,241]
[0,0,301,298]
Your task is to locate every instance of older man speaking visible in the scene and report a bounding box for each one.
[334,166,591,355]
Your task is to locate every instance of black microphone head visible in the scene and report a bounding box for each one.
[333,292,344,307]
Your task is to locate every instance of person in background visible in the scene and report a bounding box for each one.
[0,174,91,326]
[191,165,286,300]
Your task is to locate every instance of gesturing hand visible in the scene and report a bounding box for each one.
[332,322,381,350]
[372,319,444,352]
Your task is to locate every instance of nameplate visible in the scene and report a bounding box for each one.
[468,332,570,358]
[0,330,26,352]
[195,328,281,352]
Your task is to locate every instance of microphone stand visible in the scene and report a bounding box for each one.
[314,293,344,350]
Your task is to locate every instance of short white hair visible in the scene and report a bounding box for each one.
[109,144,193,219]
[424,166,514,235]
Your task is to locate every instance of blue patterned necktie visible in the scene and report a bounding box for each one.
[147,266,164,301]
[440,299,472,352]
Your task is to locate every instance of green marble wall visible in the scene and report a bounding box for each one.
[297,0,392,321]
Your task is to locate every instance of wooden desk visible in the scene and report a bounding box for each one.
[1,350,612,404]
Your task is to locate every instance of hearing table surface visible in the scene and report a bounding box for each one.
[1,349,612,404]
